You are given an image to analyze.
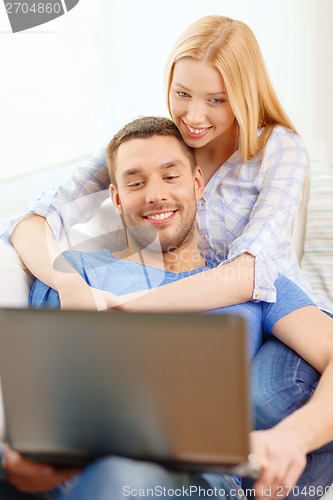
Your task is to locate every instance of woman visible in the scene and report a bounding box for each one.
[2,15,333,498]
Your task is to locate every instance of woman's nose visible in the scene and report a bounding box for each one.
[186,99,206,125]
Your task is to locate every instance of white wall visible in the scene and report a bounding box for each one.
[0,0,98,183]
[312,0,333,162]
[1,0,332,222]
[97,0,333,164]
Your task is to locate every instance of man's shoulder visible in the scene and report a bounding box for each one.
[274,274,310,298]
[62,249,115,267]
[261,274,314,334]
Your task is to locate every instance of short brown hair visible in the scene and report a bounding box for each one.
[106,116,196,185]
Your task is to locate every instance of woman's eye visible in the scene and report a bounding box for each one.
[177,91,190,98]
[210,98,224,105]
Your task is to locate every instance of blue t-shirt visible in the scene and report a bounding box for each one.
[29,250,314,359]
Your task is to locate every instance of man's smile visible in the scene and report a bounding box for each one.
[143,210,177,224]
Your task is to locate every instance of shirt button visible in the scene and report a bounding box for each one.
[255,292,259,298]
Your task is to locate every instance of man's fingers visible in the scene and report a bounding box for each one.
[276,457,307,498]
[254,455,306,499]
[2,444,80,493]
[253,451,291,497]
[2,445,51,473]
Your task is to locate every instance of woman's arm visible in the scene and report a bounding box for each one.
[222,127,309,304]
[11,215,107,310]
[1,146,110,245]
[5,147,111,309]
[106,252,255,312]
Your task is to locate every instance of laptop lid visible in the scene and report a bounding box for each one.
[0,308,256,474]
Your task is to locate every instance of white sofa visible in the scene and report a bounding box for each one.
[0,150,333,498]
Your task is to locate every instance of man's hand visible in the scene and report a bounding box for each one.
[1,445,80,493]
[251,427,307,499]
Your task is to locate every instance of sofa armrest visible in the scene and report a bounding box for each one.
[0,241,33,308]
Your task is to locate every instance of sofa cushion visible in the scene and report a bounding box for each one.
[0,242,33,308]
[300,161,333,309]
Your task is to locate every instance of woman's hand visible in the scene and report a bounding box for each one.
[57,274,138,311]
[1,445,80,493]
[57,274,111,311]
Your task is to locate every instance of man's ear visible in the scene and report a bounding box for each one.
[109,184,122,215]
[194,166,205,201]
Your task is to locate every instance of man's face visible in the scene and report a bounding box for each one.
[110,135,204,253]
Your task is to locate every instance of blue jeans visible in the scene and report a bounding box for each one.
[245,334,333,499]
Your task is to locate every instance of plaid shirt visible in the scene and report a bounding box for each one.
[1,125,331,311]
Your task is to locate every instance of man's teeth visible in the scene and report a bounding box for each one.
[187,125,208,134]
[146,212,174,220]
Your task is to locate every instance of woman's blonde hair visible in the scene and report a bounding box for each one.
[165,15,298,161]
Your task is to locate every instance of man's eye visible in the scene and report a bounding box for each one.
[164,176,179,181]
[128,181,144,188]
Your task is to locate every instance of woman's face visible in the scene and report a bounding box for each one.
[169,58,236,150]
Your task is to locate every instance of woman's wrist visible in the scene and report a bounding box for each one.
[53,269,86,293]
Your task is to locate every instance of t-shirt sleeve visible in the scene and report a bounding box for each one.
[220,127,308,303]
[1,145,110,244]
[261,274,314,334]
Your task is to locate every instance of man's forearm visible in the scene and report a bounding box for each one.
[272,307,333,453]
[274,361,333,454]
[251,359,333,498]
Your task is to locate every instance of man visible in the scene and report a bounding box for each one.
[2,117,333,500]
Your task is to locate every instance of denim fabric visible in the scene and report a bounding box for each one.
[249,336,333,499]
[62,457,246,500]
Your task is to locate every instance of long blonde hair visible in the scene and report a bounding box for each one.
[165,16,298,161]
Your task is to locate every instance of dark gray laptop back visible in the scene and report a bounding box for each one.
[0,308,252,471]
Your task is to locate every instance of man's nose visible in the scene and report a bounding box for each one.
[186,99,206,125]
[145,178,168,204]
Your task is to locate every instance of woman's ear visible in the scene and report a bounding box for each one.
[109,184,122,215]
[194,166,205,201]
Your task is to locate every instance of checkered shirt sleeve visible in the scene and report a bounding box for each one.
[220,128,308,302]
[197,127,309,303]
[1,145,110,243]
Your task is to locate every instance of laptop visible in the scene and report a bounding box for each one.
[0,308,260,478]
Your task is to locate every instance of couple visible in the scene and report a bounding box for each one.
[2,14,333,500]
[2,116,333,499]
